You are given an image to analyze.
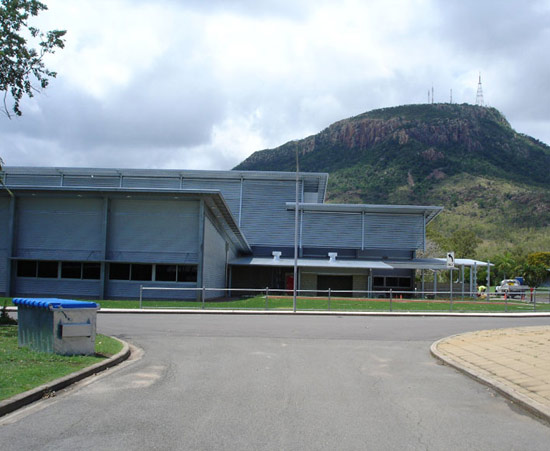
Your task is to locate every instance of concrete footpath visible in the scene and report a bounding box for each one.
[432,326,550,423]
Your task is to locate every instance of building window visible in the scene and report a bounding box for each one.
[398,277,411,288]
[108,263,196,282]
[61,261,82,279]
[37,261,58,278]
[131,264,153,281]
[17,260,37,277]
[109,263,131,280]
[156,264,197,282]
[177,265,197,282]
[83,263,101,280]
[156,264,177,282]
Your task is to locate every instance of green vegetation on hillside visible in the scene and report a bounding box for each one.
[235,103,550,262]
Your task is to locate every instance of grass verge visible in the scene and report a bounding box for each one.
[0,326,123,401]
[91,295,550,313]
[4,296,549,313]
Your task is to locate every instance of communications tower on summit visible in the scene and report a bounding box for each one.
[476,73,484,106]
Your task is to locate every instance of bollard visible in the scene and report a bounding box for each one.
[265,287,269,310]
[328,288,331,311]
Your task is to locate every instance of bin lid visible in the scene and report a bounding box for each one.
[13,298,99,309]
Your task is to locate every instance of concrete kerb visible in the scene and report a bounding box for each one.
[6,305,550,317]
[430,335,550,425]
[98,308,550,317]
[0,337,131,418]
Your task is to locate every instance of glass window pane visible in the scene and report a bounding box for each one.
[37,261,58,278]
[399,277,411,288]
[61,261,82,279]
[131,264,152,281]
[155,264,177,282]
[373,277,384,286]
[17,260,37,277]
[83,263,101,280]
[109,263,130,280]
[386,277,399,287]
[177,265,197,282]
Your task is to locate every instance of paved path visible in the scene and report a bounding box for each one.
[2,315,550,450]
[432,325,550,422]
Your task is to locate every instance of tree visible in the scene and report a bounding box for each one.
[527,252,550,268]
[521,264,547,288]
[0,0,65,118]
[447,228,481,258]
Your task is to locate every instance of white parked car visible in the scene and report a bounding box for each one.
[495,279,528,298]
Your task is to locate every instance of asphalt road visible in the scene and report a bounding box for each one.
[2,314,550,450]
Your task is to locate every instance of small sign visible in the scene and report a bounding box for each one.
[446,252,455,268]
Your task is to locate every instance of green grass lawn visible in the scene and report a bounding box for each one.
[0,326,123,401]
[4,295,549,313]
[89,295,550,313]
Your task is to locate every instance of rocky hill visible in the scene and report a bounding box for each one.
[234,104,550,257]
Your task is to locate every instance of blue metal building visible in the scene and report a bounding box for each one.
[0,167,450,299]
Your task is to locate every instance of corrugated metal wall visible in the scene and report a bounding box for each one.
[202,215,227,298]
[14,278,101,298]
[301,211,362,248]
[183,178,243,226]
[240,180,301,247]
[15,197,104,260]
[105,280,198,300]
[0,197,9,294]
[107,199,200,263]
[364,214,424,250]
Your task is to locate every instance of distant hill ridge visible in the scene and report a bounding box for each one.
[234,103,550,256]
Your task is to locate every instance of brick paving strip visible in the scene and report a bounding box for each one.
[431,326,550,423]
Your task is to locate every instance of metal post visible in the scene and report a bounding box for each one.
[421,270,425,299]
[390,289,393,312]
[202,287,205,309]
[293,149,299,313]
[533,288,537,312]
[485,260,491,302]
[328,288,331,311]
[139,285,143,309]
[450,269,453,311]
[461,265,465,301]
[505,291,508,313]
[265,287,269,310]
[473,263,477,299]
[434,270,438,300]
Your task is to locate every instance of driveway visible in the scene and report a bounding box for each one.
[1,314,550,450]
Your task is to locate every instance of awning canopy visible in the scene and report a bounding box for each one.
[230,257,393,270]
[229,256,492,271]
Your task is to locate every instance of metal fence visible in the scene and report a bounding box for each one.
[138,285,550,313]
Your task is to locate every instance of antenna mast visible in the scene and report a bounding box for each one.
[476,73,484,106]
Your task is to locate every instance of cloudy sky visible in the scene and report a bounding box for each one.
[1,0,549,170]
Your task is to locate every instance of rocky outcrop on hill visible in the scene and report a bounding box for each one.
[234,103,550,256]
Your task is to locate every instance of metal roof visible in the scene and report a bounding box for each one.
[230,256,393,269]
[286,202,443,224]
[1,166,329,200]
[6,186,251,253]
[230,256,491,270]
